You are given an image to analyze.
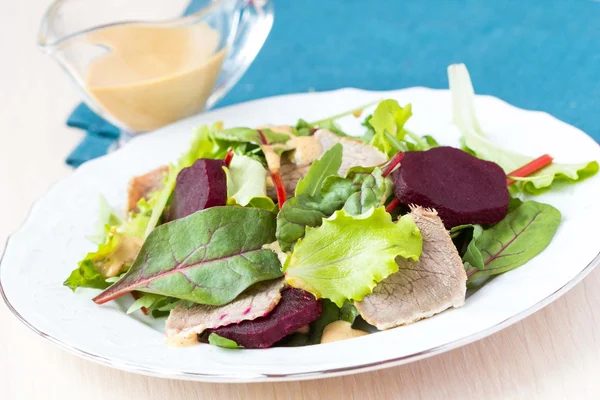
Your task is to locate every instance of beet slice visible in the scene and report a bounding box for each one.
[207,288,322,348]
[169,159,227,221]
[392,147,509,228]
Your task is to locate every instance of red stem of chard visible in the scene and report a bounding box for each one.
[258,129,287,208]
[506,154,553,185]
[130,292,149,315]
[382,152,405,178]
[385,198,401,213]
[224,148,234,167]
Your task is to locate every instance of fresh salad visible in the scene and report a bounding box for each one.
[65,64,598,349]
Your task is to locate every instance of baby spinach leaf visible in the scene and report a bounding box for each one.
[307,300,361,345]
[276,195,340,252]
[295,144,343,196]
[93,207,283,306]
[466,200,561,282]
[208,333,244,349]
[284,207,422,307]
[339,167,391,215]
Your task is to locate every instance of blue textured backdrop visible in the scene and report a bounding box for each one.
[220,0,600,140]
[66,0,600,166]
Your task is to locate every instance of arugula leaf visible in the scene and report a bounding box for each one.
[212,127,290,144]
[448,63,598,194]
[284,207,423,306]
[208,333,244,349]
[127,293,165,314]
[93,207,283,306]
[295,144,343,196]
[463,200,561,282]
[226,155,268,206]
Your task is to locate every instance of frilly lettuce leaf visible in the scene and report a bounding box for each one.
[226,155,268,206]
[65,197,146,291]
[363,100,435,157]
[284,207,423,307]
[448,63,598,194]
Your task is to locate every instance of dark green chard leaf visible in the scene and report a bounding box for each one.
[464,200,561,282]
[93,207,283,306]
[208,333,244,349]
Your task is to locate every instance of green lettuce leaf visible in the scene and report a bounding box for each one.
[64,259,111,291]
[226,155,268,206]
[93,207,283,306]
[208,333,244,349]
[295,144,343,196]
[448,63,598,194]
[284,207,423,306]
[276,163,391,251]
[65,197,147,291]
[463,200,561,282]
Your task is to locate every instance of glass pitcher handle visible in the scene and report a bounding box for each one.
[205,0,274,110]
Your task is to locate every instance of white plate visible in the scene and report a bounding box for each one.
[2,88,600,383]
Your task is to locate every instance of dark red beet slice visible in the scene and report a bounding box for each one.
[392,147,509,228]
[169,159,227,221]
[207,288,322,348]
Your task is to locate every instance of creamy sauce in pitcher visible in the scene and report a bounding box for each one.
[85,23,225,132]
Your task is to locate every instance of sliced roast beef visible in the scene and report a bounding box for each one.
[207,288,322,348]
[355,207,466,330]
[314,129,387,176]
[267,129,387,198]
[166,279,286,346]
[126,165,169,212]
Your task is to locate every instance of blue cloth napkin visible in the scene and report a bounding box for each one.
[66,0,600,167]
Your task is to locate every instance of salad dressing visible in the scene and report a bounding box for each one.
[85,23,226,132]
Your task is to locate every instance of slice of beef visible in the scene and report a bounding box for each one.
[207,288,322,348]
[126,165,169,212]
[267,129,387,198]
[314,129,387,176]
[392,146,509,228]
[165,279,286,346]
[355,207,466,330]
[169,159,227,221]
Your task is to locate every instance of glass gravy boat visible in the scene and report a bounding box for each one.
[38,0,273,134]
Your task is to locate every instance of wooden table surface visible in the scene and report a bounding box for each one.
[1,2,599,399]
